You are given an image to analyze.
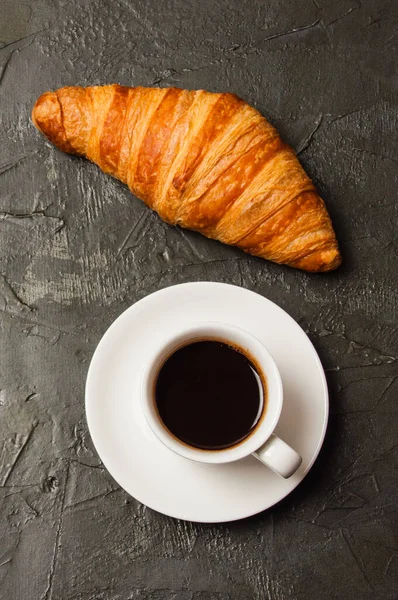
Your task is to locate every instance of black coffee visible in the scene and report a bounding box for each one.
[155,340,266,450]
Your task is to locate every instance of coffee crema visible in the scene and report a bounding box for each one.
[154,340,266,450]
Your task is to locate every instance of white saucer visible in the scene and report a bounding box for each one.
[85,282,328,523]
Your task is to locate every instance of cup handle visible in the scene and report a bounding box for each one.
[253,434,302,478]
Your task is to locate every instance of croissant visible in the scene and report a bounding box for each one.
[32,85,341,271]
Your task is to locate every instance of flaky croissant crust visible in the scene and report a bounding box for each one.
[32,85,341,271]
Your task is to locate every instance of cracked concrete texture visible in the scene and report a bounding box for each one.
[0,0,397,598]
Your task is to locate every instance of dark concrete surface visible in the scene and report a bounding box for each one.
[1,0,397,598]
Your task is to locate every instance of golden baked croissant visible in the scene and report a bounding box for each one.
[32,85,341,271]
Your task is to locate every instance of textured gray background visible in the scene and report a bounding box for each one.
[0,0,397,598]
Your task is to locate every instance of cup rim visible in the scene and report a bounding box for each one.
[140,321,283,464]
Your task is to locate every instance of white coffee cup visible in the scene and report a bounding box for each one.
[141,321,302,478]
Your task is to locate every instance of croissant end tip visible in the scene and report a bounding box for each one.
[292,246,342,272]
[32,91,74,153]
[32,91,59,132]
